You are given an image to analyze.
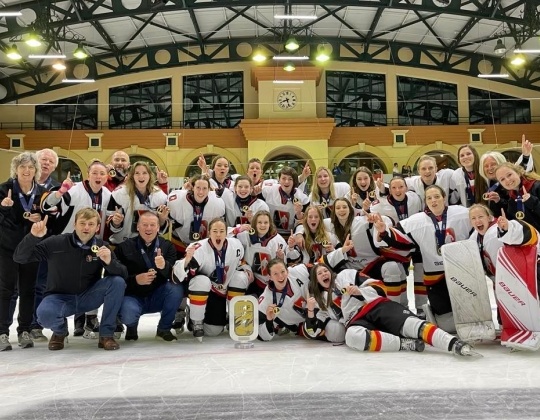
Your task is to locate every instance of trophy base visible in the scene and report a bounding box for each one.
[234,341,254,349]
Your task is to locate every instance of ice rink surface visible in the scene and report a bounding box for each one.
[3,279,540,419]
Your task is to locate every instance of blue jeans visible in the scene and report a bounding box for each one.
[119,282,183,331]
[37,276,126,337]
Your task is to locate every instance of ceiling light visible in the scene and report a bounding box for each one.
[285,37,299,52]
[252,48,266,62]
[6,44,22,60]
[510,53,526,66]
[274,15,317,20]
[25,31,42,47]
[514,48,540,54]
[62,79,95,83]
[315,44,330,62]
[73,44,88,59]
[52,61,66,70]
[494,39,506,54]
[478,73,509,78]
[273,55,309,60]
[283,62,295,72]
[0,11,22,17]
[273,80,304,84]
[29,54,67,59]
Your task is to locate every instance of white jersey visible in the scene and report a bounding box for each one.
[309,182,350,217]
[288,223,339,265]
[451,167,478,207]
[221,188,269,228]
[334,269,388,327]
[172,237,246,290]
[167,190,225,244]
[258,264,310,341]
[234,230,288,289]
[261,185,310,236]
[375,205,471,283]
[44,181,111,237]
[406,169,455,207]
[369,192,422,225]
[107,185,167,244]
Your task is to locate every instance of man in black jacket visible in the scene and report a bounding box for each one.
[13,208,127,351]
[114,211,182,341]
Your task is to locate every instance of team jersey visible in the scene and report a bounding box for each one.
[221,188,269,228]
[406,168,455,207]
[261,185,310,236]
[258,264,310,341]
[167,190,225,245]
[233,230,288,289]
[43,181,111,237]
[309,182,350,218]
[107,185,167,244]
[370,192,422,225]
[451,167,477,207]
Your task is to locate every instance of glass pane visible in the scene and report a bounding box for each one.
[35,92,98,130]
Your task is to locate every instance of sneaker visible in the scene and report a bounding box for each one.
[0,334,12,351]
[125,325,139,341]
[400,338,425,352]
[98,336,120,351]
[173,307,189,335]
[48,333,67,351]
[83,315,100,339]
[156,329,177,342]
[18,331,34,349]
[452,339,482,357]
[192,321,204,342]
[30,329,48,342]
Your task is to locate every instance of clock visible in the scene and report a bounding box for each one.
[276,90,298,110]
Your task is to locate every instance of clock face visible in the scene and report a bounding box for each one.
[277,90,297,110]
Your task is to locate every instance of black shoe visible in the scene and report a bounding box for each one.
[125,326,139,341]
[73,313,85,336]
[156,329,177,342]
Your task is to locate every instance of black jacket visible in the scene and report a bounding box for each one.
[13,232,128,295]
[0,179,46,256]
[114,236,177,297]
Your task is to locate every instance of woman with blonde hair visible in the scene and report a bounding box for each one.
[309,167,349,217]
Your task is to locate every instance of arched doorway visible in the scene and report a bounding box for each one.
[263,154,310,191]
[55,157,83,182]
[185,154,238,179]
[413,150,459,172]
[337,152,387,182]
[130,154,160,174]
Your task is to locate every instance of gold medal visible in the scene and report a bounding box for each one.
[157,206,168,214]
[340,287,348,295]
[368,191,376,199]
[148,268,156,274]
[91,245,100,253]
[516,211,525,220]
[23,212,31,219]
[273,307,280,314]
[321,201,328,208]
[217,284,224,290]
[293,197,300,204]
[192,232,200,240]
[108,168,116,177]
[321,240,330,247]
[242,205,249,212]
[482,193,490,200]
[248,228,256,235]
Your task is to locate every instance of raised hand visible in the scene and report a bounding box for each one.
[497,208,509,231]
[522,186,531,202]
[287,230,297,249]
[136,270,156,286]
[156,167,168,184]
[111,206,124,227]
[31,214,48,237]
[1,189,13,207]
[96,246,112,265]
[184,244,196,266]
[306,296,316,312]
[341,234,354,253]
[522,134,533,157]
[154,247,165,269]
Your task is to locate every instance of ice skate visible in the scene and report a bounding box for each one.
[452,339,483,357]
[0,334,12,351]
[30,328,48,342]
[173,307,189,335]
[18,331,34,349]
[83,315,100,339]
[192,320,204,342]
[400,338,425,352]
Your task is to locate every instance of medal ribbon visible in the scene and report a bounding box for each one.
[278,187,297,205]
[137,237,160,271]
[388,196,408,221]
[188,193,208,236]
[72,232,97,250]
[83,181,103,212]
[464,171,475,206]
[209,238,228,284]
[13,179,37,214]
[272,281,289,309]
[425,207,447,252]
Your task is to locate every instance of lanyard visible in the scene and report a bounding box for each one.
[13,179,37,215]
[388,196,408,221]
[83,181,103,211]
[188,193,208,236]
[41,176,53,190]
[135,190,151,208]
[426,207,447,255]
[278,187,297,205]
[463,171,475,206]
[235,195,257,213]
[516,192,525,220]
[272,281,289,309]
[137,237,160,271]
[73,233,97,251]
[210,239,228,284]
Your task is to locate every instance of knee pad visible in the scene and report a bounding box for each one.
[381,261,405,283]
[204,323,225,337]
[189,275,212,292]
[345,326,369,351]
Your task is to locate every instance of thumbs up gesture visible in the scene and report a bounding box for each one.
[154,247,165,270]
[111,206,124,227]
[1,189,13,207]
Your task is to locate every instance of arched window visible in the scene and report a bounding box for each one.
[129,155,160,173]
[263,154,310,191]
[185,154,238,179]
[337,152,387,182]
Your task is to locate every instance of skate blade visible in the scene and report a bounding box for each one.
[458,349,484,358]
[175,327,184,335]
[196,336,203,343]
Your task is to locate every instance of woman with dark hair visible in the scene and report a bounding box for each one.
[373,185,471,333]
[346,167,378,216]
[0,152,46,351]
[107,161,169,245]
[451,145,487,207]
[495,162,540,233]
[230,210,287,297]
[222,175,268,228]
